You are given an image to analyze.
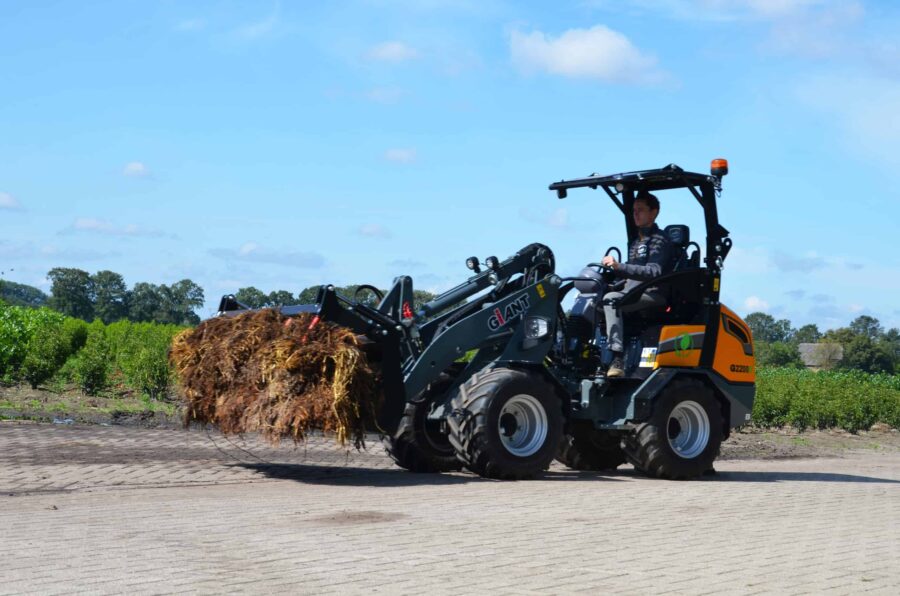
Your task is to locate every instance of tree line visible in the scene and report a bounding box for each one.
[234,285,439,311]
[1,275,441,327]
[746,312,899,374]
[0,268,205,326]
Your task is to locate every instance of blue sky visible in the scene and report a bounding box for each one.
[2,0,899,329]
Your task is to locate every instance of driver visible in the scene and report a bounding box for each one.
[600,191,672,377]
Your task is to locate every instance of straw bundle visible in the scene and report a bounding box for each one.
[170,309,380,448]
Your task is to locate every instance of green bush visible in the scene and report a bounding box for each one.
[0,305,66,379]
[753,367,900,432]
[74,321,111,395]
[106,320,184,399]
[19,316,90,388]
[21,328,67,388]
[55,355,80,384]
[1,307,184,399]
[61,318,88,354]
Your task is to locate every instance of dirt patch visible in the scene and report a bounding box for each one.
[721,425,900,460]
[0,383,180,428]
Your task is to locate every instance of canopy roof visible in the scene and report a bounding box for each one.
[548,164,714,195]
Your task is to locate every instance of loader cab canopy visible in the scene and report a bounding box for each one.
[548,163,732,274]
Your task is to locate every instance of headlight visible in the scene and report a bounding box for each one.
[525,317,550,339]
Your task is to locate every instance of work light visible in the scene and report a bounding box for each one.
[525,317,550,339]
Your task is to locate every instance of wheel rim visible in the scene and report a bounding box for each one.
[666,400,710,459]
[498,394,548,457]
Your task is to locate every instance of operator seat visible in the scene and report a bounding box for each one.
[664,224,699,271]
[628,224,698,326]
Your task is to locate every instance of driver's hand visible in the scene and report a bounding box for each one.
[601,255,618,270]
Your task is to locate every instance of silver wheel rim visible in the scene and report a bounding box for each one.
[498,394,548,457]
[667,400,710,459]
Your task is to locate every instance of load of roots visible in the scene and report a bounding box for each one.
[170,309,381,448]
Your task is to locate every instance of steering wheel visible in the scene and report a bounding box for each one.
[586,258,617,277]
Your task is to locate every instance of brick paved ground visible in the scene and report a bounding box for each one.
[1,421,898,595]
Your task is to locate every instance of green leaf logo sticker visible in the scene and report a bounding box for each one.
[674,333,693,358]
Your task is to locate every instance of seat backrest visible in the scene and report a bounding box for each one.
[664,224,690,271]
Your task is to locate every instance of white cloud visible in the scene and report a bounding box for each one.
[613,0,867,60]
[0,192,21,210]
[175,18,206,32]
[209,244,325,268]
[38,244,119,260]
[744,295,770,312]
[510,26,664,85]
[731,246,872,276]
[74,218,114,232]
[367,41,419,62]
[235,16,277,40]
[742,0,823,18]
[123,161,150,177]
[65,218,171,238]
[764,2,863,58]
[608,0,830,22]
[383,148,417,163]
[770,250,827,272]
[546,208,569,229]
[233,3,280,41]
[238,242,259,256]
[358,224,392,239]
[0,240,116,261]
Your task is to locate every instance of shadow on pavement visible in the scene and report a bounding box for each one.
[239,463,630,486]
[239,463,479,486]
[714,470,900,484]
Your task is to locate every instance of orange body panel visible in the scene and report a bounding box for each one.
[713,305,756,383]
[655,324,705,368]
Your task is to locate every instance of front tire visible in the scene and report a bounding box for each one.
[447,368,563,480]
[622,378,723,479]
[382,372,463,473]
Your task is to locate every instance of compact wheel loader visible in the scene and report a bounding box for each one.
[217,161,755,480]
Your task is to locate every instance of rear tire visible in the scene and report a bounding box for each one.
[622,378,722,480]
[447,368,563,480]
[557,425,626,471]
[382,375,462,473]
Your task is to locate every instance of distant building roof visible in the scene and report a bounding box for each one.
[798,343,843,368]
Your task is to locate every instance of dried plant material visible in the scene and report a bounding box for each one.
[170,309,380,448]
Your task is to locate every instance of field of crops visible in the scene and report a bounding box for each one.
[1,303,899,431]
[753,367,900,432]
[0,304,184,400]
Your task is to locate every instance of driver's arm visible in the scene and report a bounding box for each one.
[617,235,672,281]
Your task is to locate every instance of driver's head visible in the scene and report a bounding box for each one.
[633,191,660,228]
